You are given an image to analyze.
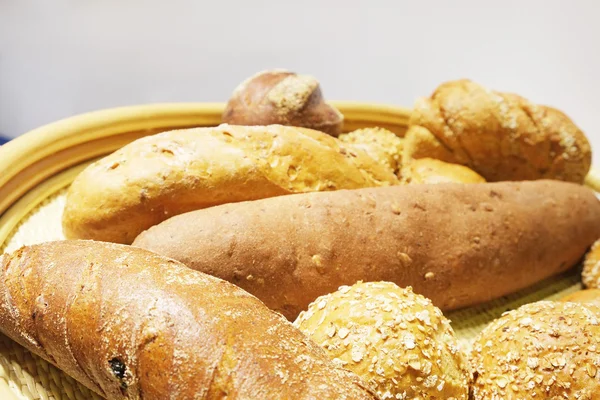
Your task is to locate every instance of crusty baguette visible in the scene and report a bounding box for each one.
[0,241,376,400]
[62,124,398,244]
[133,180,600,320]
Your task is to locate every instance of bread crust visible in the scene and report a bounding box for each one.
[223,70,343,136]
[471,301,600,399]
[561,289,600,307]
[133,180,600,320]
[294,282,470,400]
[404,79,592,183]
[0,241,377,400]
[62,124,398,244]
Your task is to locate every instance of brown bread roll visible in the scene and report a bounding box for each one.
[222,69,343,136]
[63,124,398,244]
[471,301,600,399]
[404,79,592,183]
[401,158,485,184]
[561,289,600,307]
[582,238,600,288]
[133,180,600,320]
[0,241,377,400]
[294,281,470,400]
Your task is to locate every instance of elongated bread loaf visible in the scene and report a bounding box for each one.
[62,124,398,244]
[134,180,600,320]
[0,241,376,400]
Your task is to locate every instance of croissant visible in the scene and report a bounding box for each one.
[403,79,591,183]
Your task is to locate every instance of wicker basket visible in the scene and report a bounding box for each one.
[0,102,597,399]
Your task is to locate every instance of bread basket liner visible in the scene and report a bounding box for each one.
[0,102,596,400]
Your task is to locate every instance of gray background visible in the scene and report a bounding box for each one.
[1,0,599,164]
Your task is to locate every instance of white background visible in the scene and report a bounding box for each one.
[1,0,599,165]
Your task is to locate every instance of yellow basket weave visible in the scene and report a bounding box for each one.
[0,102,597,399]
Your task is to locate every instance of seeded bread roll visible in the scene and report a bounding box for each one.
[404,79,592,183]
[561,289,600,308]
[0,241,377,400]
[294,281,470,400]
[471,301,600,399]
[63,124,398,244]
[133,180,600,320]
[338,127,404,176]
[223,70,343,136]
[582,238,600,288]
[401,158,485,185]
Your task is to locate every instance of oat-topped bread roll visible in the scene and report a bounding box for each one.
[338,127,404,176]
[561,289,600,308]
[0,241,377,400]
[471,301,600,399]
[294,281,470,400]
[401,158,485,184]
[404,79,592,183]
[582,238,600,288]
[63,124,398,244]
[223,69,343,136]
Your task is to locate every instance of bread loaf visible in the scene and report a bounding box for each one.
[471,301,600,399]
[63,124,398,244]
[0,241,377,400]
[404,79,592,183]
[294,282,470,400]
[561,289,600,307]
[338,127,404,176]
[582,238,600,288]
[133,180,600,320]
[222,70,343,136]
[401,158,485,184]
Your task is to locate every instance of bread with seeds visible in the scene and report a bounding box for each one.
[582,238,600,288]
[133,179,600,320]
[223,69,343,136]
[63,124,399,244]
[0,241,377,400]
[294,281,470,400]
[338,127,404,176]
[404,79,592,183]
[561,289,600,308]
[471,301,600,399]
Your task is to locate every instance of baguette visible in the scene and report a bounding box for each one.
[62,124,398,244]
[0,241,377,399]
[133,180,600,320]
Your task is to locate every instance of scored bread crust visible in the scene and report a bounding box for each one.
[62,124,398,244]
[133,180,600,320]
[222,70,344,136]
[403,79,592,183]
[294,282,470,400]
[471,301,600,399]
[0,241,377,400]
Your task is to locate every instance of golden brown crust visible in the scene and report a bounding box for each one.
[62,124,399,244]
[338,127,404,176]
[561,289,600,308]
[404,79,592,183]
[222,70,343,136]
[471,301,600,399]
[582,238,600,288]
[294,282,470,400]
[133,180,600,320]
[0,241,377,400]
[401,158,485,184]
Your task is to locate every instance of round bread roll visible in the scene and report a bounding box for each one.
[404,79,592,183]
[582,238,600,288]
[401,158,485,184]
[561,289,600,308]
[293,281,470,400]
[338,127,404,176]
[222,69,343,136]
[471,301,600,399]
